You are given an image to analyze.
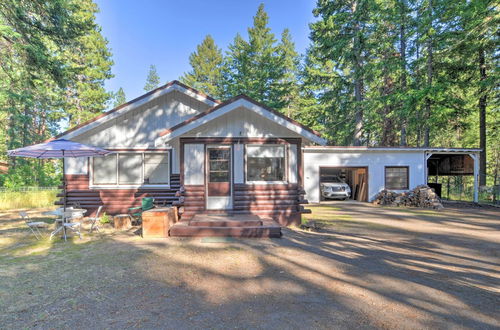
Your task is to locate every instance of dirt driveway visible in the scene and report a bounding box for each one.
[0,202,499,329]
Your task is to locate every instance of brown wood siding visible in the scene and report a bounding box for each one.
[56,174,180,216]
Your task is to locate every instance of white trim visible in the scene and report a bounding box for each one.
[59,83,218,140]
[155,99,327,146]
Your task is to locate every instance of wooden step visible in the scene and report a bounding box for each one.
[169,223,281,238]
[188,219,263,227]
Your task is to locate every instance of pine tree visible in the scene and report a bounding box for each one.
[305,0,376,145]
[114,87,126,107]
[64,0,114,126]
[144,64,160,92]
[180,35,223,99]
[275,29,301,117]
[222,4,295,111]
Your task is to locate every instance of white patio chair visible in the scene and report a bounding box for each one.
[50,210,82,242]
[83,205,103,233]
[20,212,49,240]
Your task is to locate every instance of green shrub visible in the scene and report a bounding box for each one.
[100,212,110,224]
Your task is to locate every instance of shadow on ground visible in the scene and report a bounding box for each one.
[0,203,499,329]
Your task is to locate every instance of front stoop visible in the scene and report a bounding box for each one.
[169,214,282,238]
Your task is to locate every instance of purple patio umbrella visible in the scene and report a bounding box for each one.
[8,139,113,211]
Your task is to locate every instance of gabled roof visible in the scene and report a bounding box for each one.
[53,80,221,141]
[155,94,327,146]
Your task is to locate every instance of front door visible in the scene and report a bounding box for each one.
[206,145,232,210]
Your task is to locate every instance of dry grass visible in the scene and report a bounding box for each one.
[0,204,499,329]
[0,190,58,210]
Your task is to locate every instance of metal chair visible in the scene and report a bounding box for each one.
[128,197,155,225]
[84,205,103,233]
[20,212,49,240]
[50,210,82,242]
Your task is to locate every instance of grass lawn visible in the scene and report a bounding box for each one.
[1,203,499,329]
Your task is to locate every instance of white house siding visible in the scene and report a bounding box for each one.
[288,144,298,184]
[184,144,205,185]
[73,90,211,148]
[233,143,245,184]
[185,107,304,139]
[303,150,426,203]
[67,91,210,176]
[65,157,88,175]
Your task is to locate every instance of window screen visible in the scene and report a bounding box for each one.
[118,154,143,184]
[385,167,409,190]
[93,154,117,184]
[246,145,285,182]
[144,153,169,184]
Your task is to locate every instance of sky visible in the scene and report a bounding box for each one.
[94,0,316,106]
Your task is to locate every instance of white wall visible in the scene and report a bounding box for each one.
[233,144,244,183]
[288,144,298,184]
[185,107,304,139]
[184,144,204,185]
[73,90,211,148]
[64,157,88,175]
[303,150,426,203]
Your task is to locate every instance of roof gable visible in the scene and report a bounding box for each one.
[55,80,220,141]
[155,95,327,146]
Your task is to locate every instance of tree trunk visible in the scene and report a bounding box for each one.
[478,47,487,186]
[353,1,363,146]
[399,0,408,146]
[424,0,433,147]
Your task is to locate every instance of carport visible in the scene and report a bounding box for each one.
[319,167,368,202]
[425,149,481,202]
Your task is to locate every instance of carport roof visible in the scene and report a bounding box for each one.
[304,146,481,153]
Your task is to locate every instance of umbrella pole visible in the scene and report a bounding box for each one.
[62,150,67,240]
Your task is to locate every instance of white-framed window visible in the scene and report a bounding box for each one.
[92,151,170,187]
[246,144,286,183]
[385,166,409,190]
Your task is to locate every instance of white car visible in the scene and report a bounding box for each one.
[321,176,351,200]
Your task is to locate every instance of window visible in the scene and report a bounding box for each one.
[208,148,230,182]
[93,152,169,186]
[144,154,169,184]
[246,145,285,182]
[93,154,117,185]
[385,166,409,190]
[118,154,142,184]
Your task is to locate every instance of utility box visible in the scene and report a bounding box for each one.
[142,207,176,238]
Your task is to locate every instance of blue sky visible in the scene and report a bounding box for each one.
[95,0,316,106]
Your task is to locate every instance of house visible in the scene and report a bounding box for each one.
[56,80,480,233]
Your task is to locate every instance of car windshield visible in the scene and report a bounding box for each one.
[322,175,343,183]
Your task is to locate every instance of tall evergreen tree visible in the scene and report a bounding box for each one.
[0,0,114,186]
[275,29,301,117]
[222,4,299,112]
[180,35,223,99]
[144,64,160,92]
[64,0,114,126]
[305,0,376,145]
[113,87,126,107]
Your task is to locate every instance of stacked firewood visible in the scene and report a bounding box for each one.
[372,185,444,209]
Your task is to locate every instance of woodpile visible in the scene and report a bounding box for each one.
[372,185,444,209]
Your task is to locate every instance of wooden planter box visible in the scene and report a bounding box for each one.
[142,207,177,238]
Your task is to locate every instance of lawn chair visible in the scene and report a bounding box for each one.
[20,212,49,240]
[129,197,155,225]
[83,205,103,233]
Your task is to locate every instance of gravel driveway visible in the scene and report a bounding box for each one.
[0,202,499,329]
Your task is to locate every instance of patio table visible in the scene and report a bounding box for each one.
[44,208,87,240]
